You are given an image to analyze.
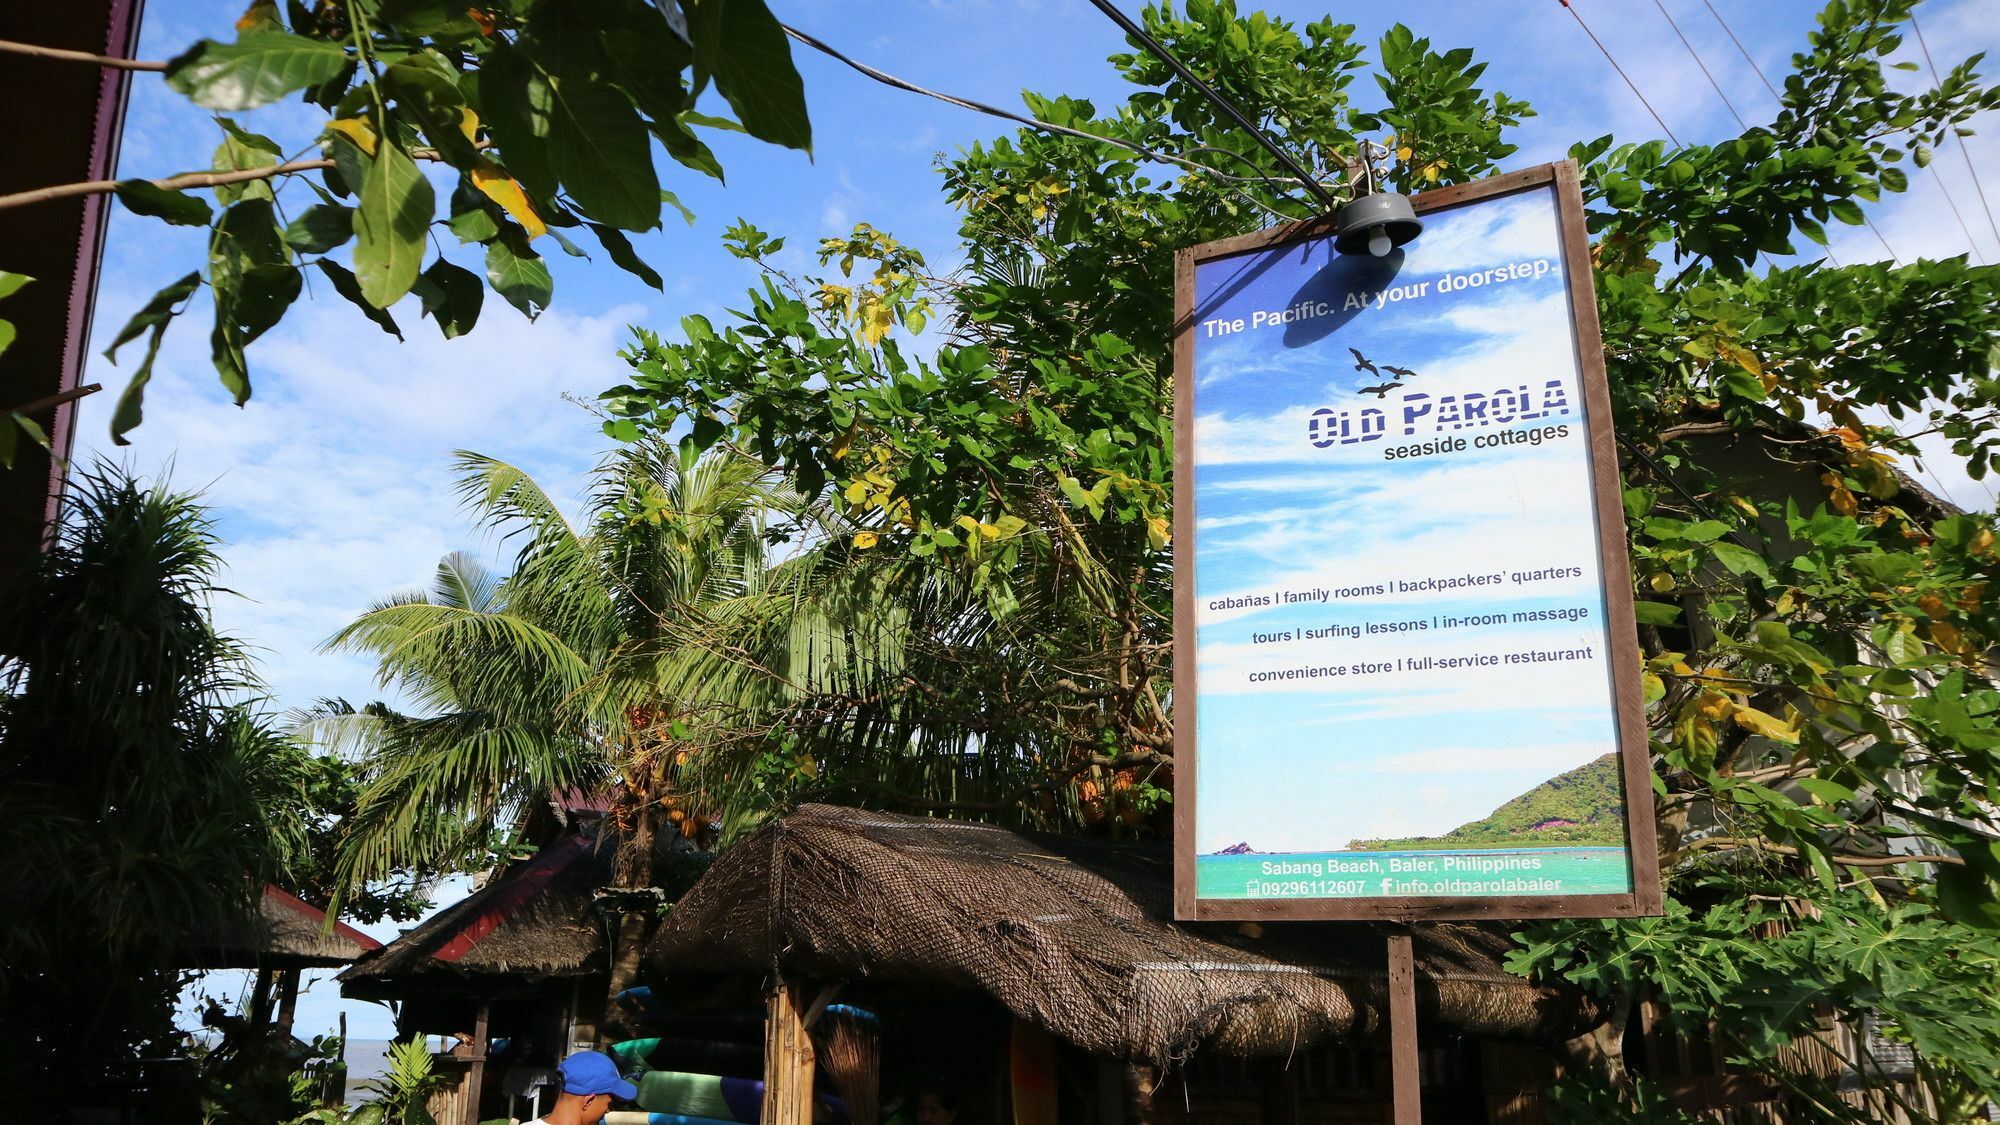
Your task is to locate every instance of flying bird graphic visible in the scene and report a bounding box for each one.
[1382,365,1418,380]
[1349,347,1380,377]
[1357,383,1399,398]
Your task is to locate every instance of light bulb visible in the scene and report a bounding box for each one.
[1368,229,1391,257]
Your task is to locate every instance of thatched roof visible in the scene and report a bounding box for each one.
[339,831,611,998]
[183,885,383,969]
[645,805,1601,1063]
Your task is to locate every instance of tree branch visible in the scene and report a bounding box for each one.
[0,144,479,212]
[0,38,166,72]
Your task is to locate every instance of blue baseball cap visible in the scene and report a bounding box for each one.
[560,1050,638,1100]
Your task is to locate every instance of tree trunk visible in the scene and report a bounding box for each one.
[603,791,666,1027]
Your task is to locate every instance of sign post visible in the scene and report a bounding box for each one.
[1171,161,1662,1117]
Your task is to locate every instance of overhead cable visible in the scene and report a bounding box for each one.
[1650,0,1745,129]
[1911,13,2000,261]
[779,23,1307,221]
[1081,0,1343,211]
[1556,0,1683,147]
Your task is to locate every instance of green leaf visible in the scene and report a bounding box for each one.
[315,260,405,341]
[104,272,201,363]
[485,238,552,319]
[408,258,484,339]
[686,0,812,152]
[353,142,434,308]
[1937,864,2000,930]
[476,44,559,204]
[165,33,351,111]
[284,203,356,254]
[0,272,30,302]
[0,319,13,360]
[1880,167,1910,193]
[532,33,660,230]
[211,120,280,206]
[108,315,176,446]
[114,180,214,226]
[586,222,662,289]
[1710,541,1772,583]
[1632,601,1683,626]
[381,53,482,169]
[593,0,694,125]
[231,265,302,344]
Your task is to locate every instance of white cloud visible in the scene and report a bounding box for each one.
[75,289,643,709]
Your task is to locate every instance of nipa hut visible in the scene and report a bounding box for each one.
[339,819,619,1124]
[641,804,1606,1124]
[182,884,384,1036]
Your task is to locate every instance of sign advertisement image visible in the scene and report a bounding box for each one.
[1172,164,1660,921]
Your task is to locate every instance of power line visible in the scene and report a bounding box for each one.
[1651,0,1745,129]
[1082,0,1342,211]
[1556,0,1683,146]
[1698,0,1902,264]
[1911,13,2000,260]
[779,23,1308,221]
[1699,0,1780,101]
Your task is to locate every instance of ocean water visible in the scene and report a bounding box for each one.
[344,1040,393,1106]
[1197,846,1631,900]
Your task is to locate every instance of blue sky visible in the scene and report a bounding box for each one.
[1189,188,1627,862]
[72,0,2000,1039]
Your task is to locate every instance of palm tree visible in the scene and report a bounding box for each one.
[321,440,807,999]
[0,465,310,1092]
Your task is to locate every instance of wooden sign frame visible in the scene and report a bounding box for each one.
[1170,161,1663,923]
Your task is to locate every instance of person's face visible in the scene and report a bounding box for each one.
[917,1093,957,1125]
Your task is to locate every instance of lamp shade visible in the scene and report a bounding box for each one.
[1333,191,1422,256]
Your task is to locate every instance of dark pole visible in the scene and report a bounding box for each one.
[1387,929,1421,1125]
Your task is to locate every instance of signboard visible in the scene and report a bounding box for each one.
[1171,162,1661,921]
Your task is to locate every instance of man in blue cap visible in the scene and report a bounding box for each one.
[528,1050,638,1125]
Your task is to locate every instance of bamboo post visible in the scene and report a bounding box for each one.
[763,980,816,1125]
[464,999,491,1125]
[1387,929,1420,1125]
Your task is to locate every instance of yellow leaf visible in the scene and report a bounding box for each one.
[1820,471,1858,517]
[1929,621,1962,651]
[326,118,379,157]
[976,521,1002,540]
[842,480,868,505]
[858,298,894,346]
[1396,145,1413,162]
[1918,594,1949,620]
[1695,692,1735,721]
[1715,339,1763,379]
[829,426,855,461]
[955,515,981,535]
[852,530,879,549]
[470,163,545,238]
[236,0,282,32]
[1731,704,1800,744]
[1649,572,1676,594]
[1147,515,1171,550]
[457,106,481,147]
